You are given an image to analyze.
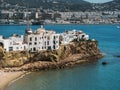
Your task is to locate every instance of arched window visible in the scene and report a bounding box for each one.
[33,47,36,51]
[30,37,32,41]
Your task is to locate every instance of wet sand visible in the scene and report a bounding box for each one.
[0,71,25,90]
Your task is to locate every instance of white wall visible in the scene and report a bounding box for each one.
[1,35,27,52]
[27,32,60,52]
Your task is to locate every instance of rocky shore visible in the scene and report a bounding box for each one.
[0,40,103,72]
[0,40,102,89]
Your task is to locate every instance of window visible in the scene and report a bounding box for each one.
[34,42,37,45]
[47,41,49,45]
[9,47,13,51]
[56,41,58,43]
[30,37,32,41]
[44,42,46,45]
[54,36,56,39]
[16,47,19,50]
[82,35,85,38]
[10,42,12,45]
[24,46,26,50]
[29,43,32,45]
[47,36,50,40]
[53,45,55,49]
[33,47,36,51]
[53,40,56,44]
[47,46,51,50]
[56,36,58,38]
[69,36,73,38]
[35,37,37,41]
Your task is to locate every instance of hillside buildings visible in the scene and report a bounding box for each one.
[0,26,89,52]
[0,0,120,24]
[0,9,120,24]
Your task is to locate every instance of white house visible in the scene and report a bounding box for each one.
[0,26,89,52]
[60,29,89,45]
[25,26,89,52]
[0,34,27,52]
[26,26,60,52]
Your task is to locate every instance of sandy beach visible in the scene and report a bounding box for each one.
[0,71,25,90]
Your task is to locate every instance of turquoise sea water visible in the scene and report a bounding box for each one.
[0,24,120,90]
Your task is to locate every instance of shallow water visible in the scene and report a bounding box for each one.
[0,24,120,90]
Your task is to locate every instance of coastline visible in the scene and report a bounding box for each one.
[2,53,103,72]
[0,23,119,26]
[0,53,102,90]
[0,35,103,89]
[0,71,25,90]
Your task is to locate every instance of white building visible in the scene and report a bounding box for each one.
[0,26,89,52]
[60,29,89,45]
[25,26,89,52]
[0,34,27,52]
[26,26,60,52]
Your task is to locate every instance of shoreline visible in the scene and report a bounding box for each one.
[0,23,119,26]
[0,71,25,90]
[0,40,103,89]
[1,53,103,72]
[0,53,102,90]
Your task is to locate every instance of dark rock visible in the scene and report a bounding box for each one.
[102,62,107,65]
[115,55,120,58]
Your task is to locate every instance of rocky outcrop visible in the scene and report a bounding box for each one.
[0,40,102,71]
[0,51,30,67]
[32,40,101,61]
[0,47,4,59]
[114,55,120,58]
[0,40,103,71]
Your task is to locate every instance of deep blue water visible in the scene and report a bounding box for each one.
[0,24,120,90]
